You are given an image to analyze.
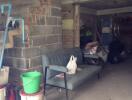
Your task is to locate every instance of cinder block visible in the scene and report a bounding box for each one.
[52,26,62,34]
[13,35,25,47]
[3,57,30,68]
[50,0,61,7]
[0,15,7,25]
[39,0,52,5]
[57,17,62,25]
[58,34,62,43]
[37,15,45,25]
[30,56,42,67]
[13,7,29,17]
[4,47,41,58]
[4,48,23,58]
[22,47,41,58]
[45,35,58,44]
[12,0,39,7]
[63,43,74,48]
[30,25,53,35]
[31,35,46,46]
[51,8,61,17]
[62,30,74,48]
[46,17,58,25]
[45,43,61,50]
[40,46,51,54]
[29,14,46,25]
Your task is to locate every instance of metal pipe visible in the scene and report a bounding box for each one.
[0,4,12,69]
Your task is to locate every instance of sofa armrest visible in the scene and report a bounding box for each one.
[46,65,68,73]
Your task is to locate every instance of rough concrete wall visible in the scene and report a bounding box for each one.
[2,0,62,82]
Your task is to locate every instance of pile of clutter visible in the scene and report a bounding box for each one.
[85,41,108,62]
[0,66,43,100]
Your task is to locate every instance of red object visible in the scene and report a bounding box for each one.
[9,89,15,100]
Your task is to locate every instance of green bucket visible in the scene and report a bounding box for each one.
[21,71,42,94]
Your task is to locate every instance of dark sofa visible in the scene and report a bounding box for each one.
[42,48,102,90]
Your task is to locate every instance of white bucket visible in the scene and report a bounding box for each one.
[0,86,6,100]
[20,89,44,100]
[0,67,9,86]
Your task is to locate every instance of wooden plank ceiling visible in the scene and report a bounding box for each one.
[62,0,132,10]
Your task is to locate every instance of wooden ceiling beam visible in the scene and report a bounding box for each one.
[97,6,132,15]
[62,0,99,4]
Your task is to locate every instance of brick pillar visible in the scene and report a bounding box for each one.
[62,4,74,48]
[74,4,80,47]
[62,4,80,48]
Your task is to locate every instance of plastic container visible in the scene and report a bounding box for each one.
[21,71,41,94]
[0,86,6,100]
[0,67,9,86]
[20,88,43,100]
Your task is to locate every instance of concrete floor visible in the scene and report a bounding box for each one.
[46,58,132,100]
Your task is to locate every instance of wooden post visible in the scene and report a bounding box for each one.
[74,4,80,47]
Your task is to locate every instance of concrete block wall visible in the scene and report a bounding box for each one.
[28,0,62,48]
[2,0,62,82]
